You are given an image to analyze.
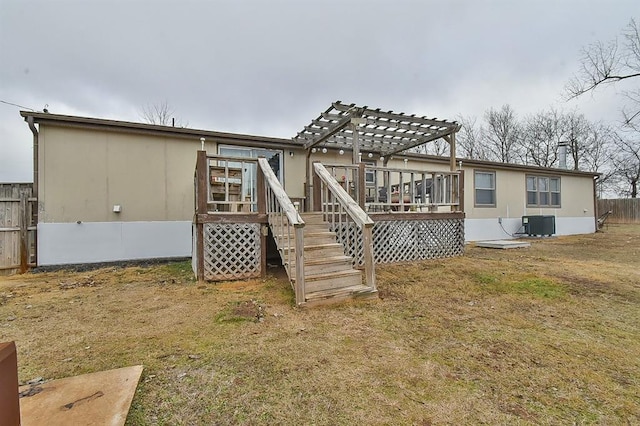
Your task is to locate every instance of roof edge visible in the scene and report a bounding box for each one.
[400,152,600,177]
[20,111,298,146]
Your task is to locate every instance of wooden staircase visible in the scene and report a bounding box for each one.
[273,212,377,306]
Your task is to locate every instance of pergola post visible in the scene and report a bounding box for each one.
[449,131,457,172]
[351,121,360,165]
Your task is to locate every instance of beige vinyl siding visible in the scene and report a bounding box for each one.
[37,125,308,223]
[464,167,594,219]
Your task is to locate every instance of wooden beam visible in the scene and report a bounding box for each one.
[196,213,268,224]
[368,211,465,221]
[351,122,360,164]
[378,127,457,158]
[331,102,457,128]
[449,131,457,172]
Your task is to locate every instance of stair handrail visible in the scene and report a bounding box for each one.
[257,158,306,305]
[313,162,376,291]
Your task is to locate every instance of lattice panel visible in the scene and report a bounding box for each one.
[203,223,261,280]
[372,218,464,264]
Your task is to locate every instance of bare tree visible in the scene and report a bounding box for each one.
[139,101,187,127]
[611,133,640,197]
[410,139,449,156]
[566,18,640,128]
[521,109,567,168]
[456,115,489,160]
[483,104,522,163]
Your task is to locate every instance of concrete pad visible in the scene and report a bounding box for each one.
[19,365,143,426]
[476,240,531,249]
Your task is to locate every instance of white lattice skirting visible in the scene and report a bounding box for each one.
[203,223,261,280]
[372,219,464,263]
[332,218,465,266]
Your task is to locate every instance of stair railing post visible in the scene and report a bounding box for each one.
[358,162,366,210]
[294,225,305,305]
[363,223,376,291]
[312,161,322,212]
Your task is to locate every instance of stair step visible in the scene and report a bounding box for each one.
[304,269,363,293]
[274,231,336,245]
[288,255,355,275]
[304,285,378,307]
[299,213,327,225]
[282,242,345,258]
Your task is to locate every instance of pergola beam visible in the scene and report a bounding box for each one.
[302,114,353,150]
[294,101,461,159]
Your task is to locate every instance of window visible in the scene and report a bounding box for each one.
[474,171,496,207]
[526,175,560,207]
[363,161,376,186]
[218,145,283,208]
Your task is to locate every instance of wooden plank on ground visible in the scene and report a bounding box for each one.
[19,365,143,426]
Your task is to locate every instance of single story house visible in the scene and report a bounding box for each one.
[19,102,598,305]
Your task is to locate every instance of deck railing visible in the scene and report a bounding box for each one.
[312,163,376,291]
[202,154,259,213]
[258,158,306,305]
[323,163,462,212]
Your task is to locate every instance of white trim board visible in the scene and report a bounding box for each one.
[465,216,596,242]
[37,221,192,266]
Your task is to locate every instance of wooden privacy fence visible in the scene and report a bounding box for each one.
[0,183,36,275]
[597,198,640,223]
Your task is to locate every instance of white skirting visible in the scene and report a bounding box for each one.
[465,216,596,242]
[37,221,192,266]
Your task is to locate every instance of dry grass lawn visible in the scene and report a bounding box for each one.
[1,224,639,425]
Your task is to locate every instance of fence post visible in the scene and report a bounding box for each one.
[19,193,28,274]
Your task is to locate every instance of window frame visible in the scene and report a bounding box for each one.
[474,170,497,208]
[526,174,561,208]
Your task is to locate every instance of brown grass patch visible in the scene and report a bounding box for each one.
[1,225,639,424]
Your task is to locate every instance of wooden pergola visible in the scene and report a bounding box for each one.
[294,100,462,170]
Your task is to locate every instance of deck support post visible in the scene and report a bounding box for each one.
[195,150,208,281]
[257,160,267,277]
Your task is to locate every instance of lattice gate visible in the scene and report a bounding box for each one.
[332,217,464,266]
[201,223,262,280]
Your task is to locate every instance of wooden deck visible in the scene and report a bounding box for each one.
[193,151,464,307]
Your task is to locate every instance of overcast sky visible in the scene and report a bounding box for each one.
[1,0,637,181]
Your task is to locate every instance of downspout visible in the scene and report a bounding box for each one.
[27,116,39,266]
[27,116,38,199]
[593,175,599,232]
